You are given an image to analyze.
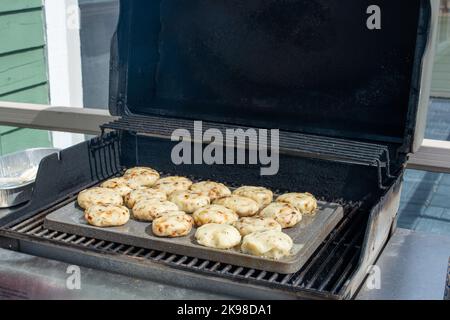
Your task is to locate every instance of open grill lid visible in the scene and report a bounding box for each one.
[109,0,434,154]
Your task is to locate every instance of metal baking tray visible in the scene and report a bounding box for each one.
[44,199,343,274]
[0,148,60,208]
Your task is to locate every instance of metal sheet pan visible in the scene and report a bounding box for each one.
[0,148,59,208]
[44,200,343,274]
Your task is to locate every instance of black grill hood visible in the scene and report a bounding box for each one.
[109,0,432,152]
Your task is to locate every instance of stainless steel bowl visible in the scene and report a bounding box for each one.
[0,148,60,208]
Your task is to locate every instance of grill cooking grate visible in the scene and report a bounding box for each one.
[102,115,395,189]
[6,201,364,297]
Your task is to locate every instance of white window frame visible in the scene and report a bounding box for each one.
[44,0,86,148]
[45,0,83,108]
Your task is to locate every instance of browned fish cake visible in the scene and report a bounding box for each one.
[153,176,193,195]
[276,193,318,216]
[214,195,259,217]
[77,187,123,210]
[233,216,282,236]
[233,186,273,209]
[152,212,194,238]
[169,190,210,214]
[123,167,160,188]
[84,204,130,227]
[193,205,239,227]
[259,202,302,228]
[124,188,167,209]
[132,199,179,222]
[190,181,232,201]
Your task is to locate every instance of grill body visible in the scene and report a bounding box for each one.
[0,131,400,299]
[0,0,437,299]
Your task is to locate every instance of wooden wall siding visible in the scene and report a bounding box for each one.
[0,0,51,155]
[0,48,48,96]
[0,0,48,99]
[0,10,45,55]
[0,0,48,102]
[0,126,52,155]
[0,84,49,104]
[0,0,43,14]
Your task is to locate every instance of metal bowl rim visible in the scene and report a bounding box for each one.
[0,148,60,190]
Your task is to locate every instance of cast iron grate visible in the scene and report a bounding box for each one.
[5,201,364,297]
[102,115,395,189]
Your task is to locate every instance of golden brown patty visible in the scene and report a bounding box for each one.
[77,187,123,210]
[132,199,179,222]
[192,205,239,227]
[168,190,210,214]
[259,202,302,228]
[276,193,318,216]
[84,204,130,227]
[152,212,194,238]
[124,188,167,209]
[190,181,232,201]
[233,186,273,209]
[123,167,160,188]
[100,177,133,197]
[213,195,259,217]
[233,216,282,236]
[153,176,193,195]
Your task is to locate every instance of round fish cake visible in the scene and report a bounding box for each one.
[168,190,210,214]
[152,212,194,238]
[132,199,179,222]
[233,217,282,236]
[123,167,160,188]
[190,181,231,201]
[214,195,259,217]
[241,230,293,260]
[259,202,302,228]
[84,204,130,228]
[195,224,242,250]
[100,177,133,197]
[192,205,239,227]
[276,192,318,216]
[124,188,167,209]
[77,187,123,210]
[153,176,193,195]
[233,186,273,209]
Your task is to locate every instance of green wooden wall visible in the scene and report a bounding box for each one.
[0,0,52,156]
[432,14,450,96]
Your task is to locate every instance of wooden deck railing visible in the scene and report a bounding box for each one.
[1,100,450,173]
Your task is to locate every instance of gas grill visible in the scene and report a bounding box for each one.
[0,0,437,299]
